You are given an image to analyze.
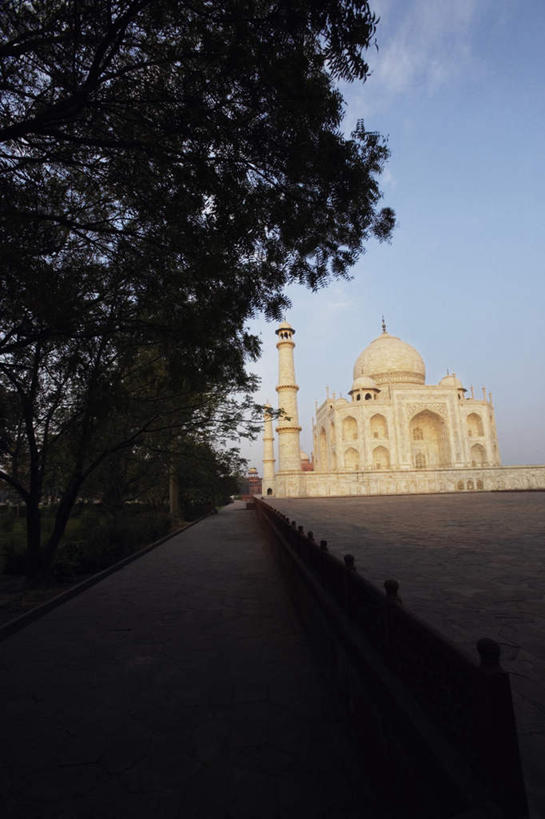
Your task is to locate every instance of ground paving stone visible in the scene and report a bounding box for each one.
[267,491,545,819]
[1,502,382,819]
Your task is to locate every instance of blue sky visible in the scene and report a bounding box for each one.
[240,0,545,469]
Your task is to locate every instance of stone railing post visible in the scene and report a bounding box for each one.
[344,554,356,614]
[475,638,529,818]
[384,579,402,655]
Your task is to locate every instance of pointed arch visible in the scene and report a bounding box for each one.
[370,414,388,440]
[344,447,359,470]
[342,415,358,441]
[319,427,327,469]
[373,446,390,470]
[409,410,451,467]
[467,413,484,437]
[470,443,486,467]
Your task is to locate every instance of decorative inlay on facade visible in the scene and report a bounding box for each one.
[372,371,425,385]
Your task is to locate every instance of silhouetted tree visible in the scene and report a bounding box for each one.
[0,0,394,578]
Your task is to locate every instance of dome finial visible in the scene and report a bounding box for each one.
[381,315,387,334]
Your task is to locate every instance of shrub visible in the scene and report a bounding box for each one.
[2,540,27,575]
[0,504,171,578]
[53,505,170,577]
[0,506,17,533]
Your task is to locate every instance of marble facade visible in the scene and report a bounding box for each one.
[263,321,545,497]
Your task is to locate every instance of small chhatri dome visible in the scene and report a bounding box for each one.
[275,320,295,336]
[349,375,379,394]
[353,331,425,386]
[439,372,466,390]
[300,451,310,461]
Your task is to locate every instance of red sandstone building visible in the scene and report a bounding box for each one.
[247,467,262,496]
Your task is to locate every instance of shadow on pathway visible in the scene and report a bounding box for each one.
[1,501,383,819]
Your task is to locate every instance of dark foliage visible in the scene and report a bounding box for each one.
[0,1,393,577]
[1,0,393,354]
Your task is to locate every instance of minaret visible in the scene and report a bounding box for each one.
[262,403,275,494]
[275,321,302,473]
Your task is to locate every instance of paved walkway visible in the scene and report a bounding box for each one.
[1,503,382,819]
[267,492,545,819]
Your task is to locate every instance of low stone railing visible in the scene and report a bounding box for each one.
[255,497,528,819]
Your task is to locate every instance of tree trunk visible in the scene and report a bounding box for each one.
[25,498,44,583]
[42,481,82,570]
[169,466,180,521]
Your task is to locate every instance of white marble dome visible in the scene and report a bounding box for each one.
[353,332,425,385]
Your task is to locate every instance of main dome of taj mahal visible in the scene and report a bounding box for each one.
[353,332,426,385]
[262,320,545,498]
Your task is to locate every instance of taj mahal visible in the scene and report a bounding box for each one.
[262,320,545,497]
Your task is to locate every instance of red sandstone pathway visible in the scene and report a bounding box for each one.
[0,503,382,819]
[266,491,545,819]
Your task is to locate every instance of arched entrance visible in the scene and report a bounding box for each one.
[344,447,359,470]
[330,421,337,470]
[370,414,388,440]
[409,410,450,468]
[467,413,484,437]
[372,446,390,469]
[470,443,486,467]
[342,416,358,441]
[319,427,327,469]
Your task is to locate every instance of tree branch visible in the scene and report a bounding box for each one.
[0,468,30,502]
[0,0,152,142]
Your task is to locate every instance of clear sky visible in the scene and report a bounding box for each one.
[239,0,545,470]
